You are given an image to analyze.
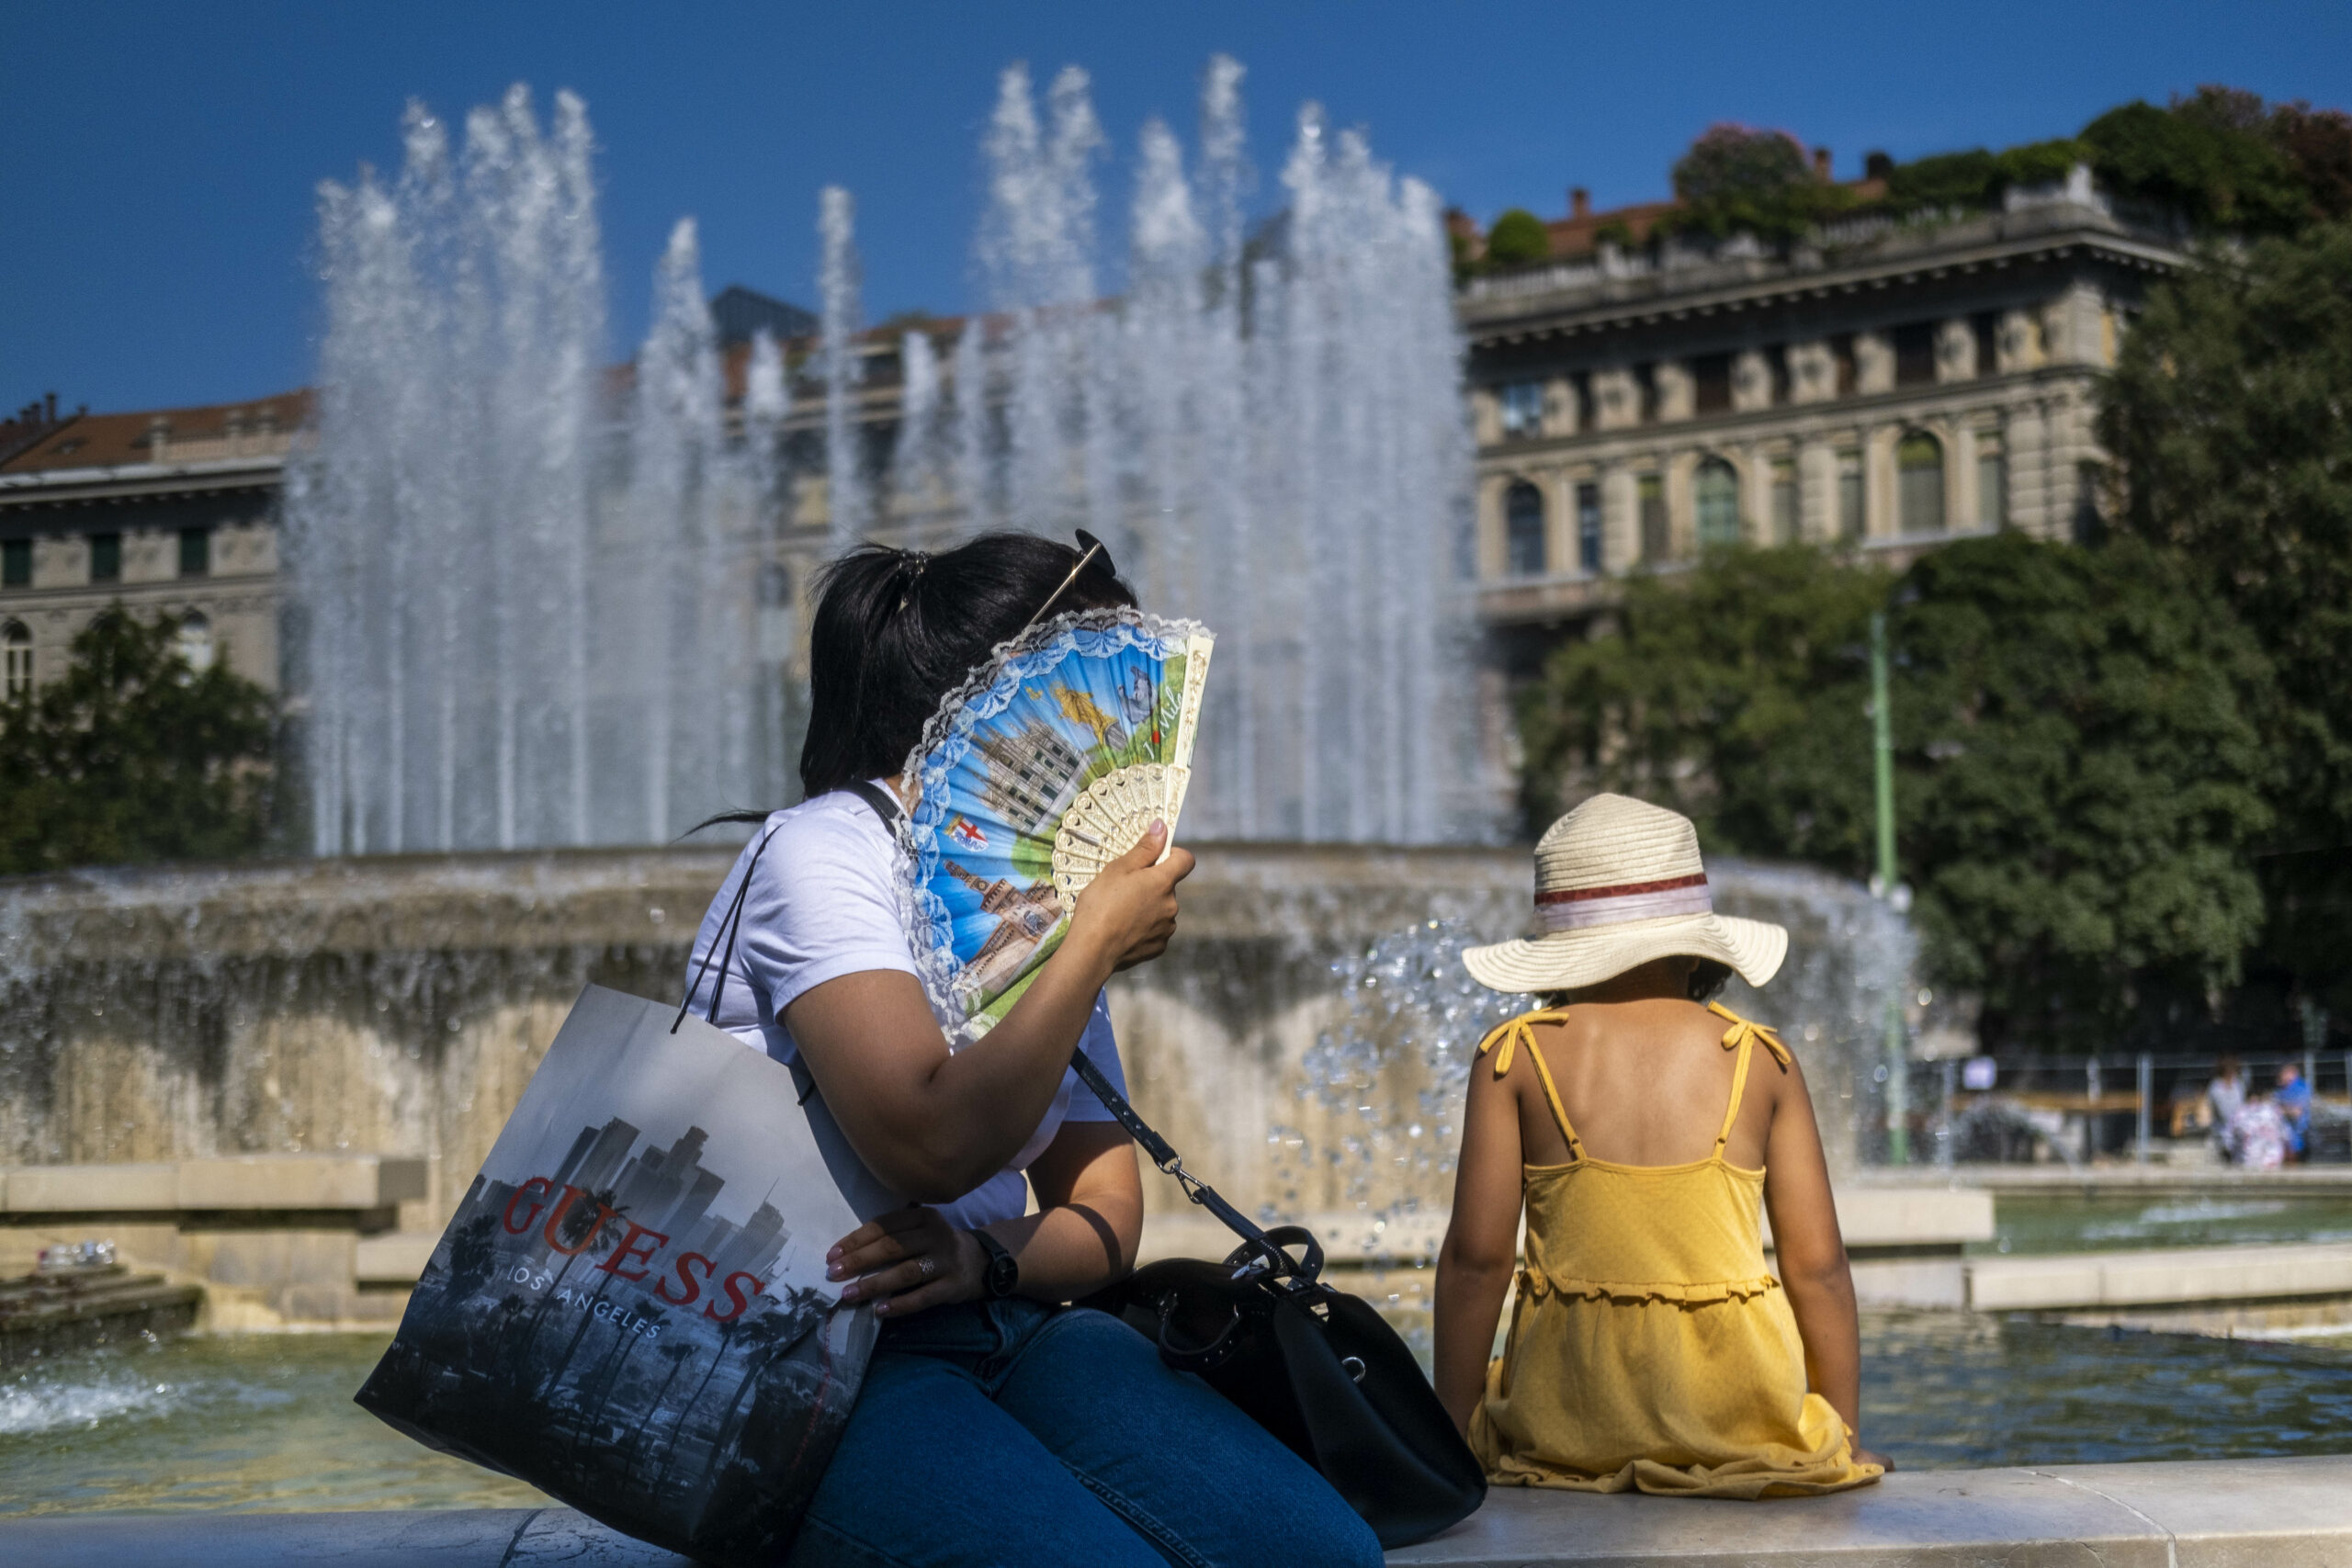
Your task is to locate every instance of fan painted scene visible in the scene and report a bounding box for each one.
[5,3,2352,1562]
[908,615,1211,1032]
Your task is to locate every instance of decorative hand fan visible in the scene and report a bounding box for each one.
[899,609,1213,1044]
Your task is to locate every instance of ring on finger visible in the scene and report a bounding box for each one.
[916,1256,937,1281]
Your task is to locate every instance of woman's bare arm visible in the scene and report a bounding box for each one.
[1759,1053,1883,1465]
[832,1120,1142,1317]
[1434,1048,1524,1438]
[786,826,1192,1202]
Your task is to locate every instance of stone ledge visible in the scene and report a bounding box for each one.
[1,1156,428,1215]
[5,1458,2348,1566]
[1970,1242,2352,1311]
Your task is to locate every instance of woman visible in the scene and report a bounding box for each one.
[685,534,1381,1567]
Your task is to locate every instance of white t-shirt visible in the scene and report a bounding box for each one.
[682,784,1130,1230]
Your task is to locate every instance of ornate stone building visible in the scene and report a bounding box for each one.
[0,173,2191,708]
[1457,166,2186,661]
[0,392,299,697]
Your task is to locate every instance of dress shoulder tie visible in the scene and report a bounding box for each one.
[1477,1009,1583,1159]
[1705,1001,1792,1068]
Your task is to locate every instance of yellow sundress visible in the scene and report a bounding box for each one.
[1467,1003,1883,1497]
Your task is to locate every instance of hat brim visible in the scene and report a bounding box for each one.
[1461,912,1788,995]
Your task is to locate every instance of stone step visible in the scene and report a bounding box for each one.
[3,1456,2347,1565]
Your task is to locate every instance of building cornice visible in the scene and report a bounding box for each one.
[1459,210,2185,350]
[0,456,286,508]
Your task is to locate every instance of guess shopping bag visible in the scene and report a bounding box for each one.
[357,969,891,1565]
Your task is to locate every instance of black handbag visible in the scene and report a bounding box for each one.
[1067,1052,1487,1550]
[842,782,1484,1547]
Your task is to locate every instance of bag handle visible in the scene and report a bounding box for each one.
[672,821,785,1035]
[847,780,1310,1283]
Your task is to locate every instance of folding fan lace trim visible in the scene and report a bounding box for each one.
[890,606,1212,1045]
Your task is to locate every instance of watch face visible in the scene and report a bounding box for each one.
[986,1250,1019,1298]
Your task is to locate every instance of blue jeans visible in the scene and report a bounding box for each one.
[786,1300,1384,1568]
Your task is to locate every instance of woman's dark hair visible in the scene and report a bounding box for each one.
[798,532,1136,799]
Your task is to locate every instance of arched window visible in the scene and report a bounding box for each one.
[1504,479,1546,577]
[3,621,30,699]
[175,611,215,674]
[1694,457,1741,548]
[1898,432,1945,535]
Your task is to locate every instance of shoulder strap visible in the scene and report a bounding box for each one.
[1477,1010,1583,1159]
[1704,1003,1790,1155]
[840,781,1295,1276]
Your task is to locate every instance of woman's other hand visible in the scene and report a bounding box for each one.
[1069,820,1194,972]
[828,1206,981,1319]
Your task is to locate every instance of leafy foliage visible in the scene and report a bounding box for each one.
[1484,209,1551,267]
[1518,536,2278,1047]
[1879,140,2087,215]
[2081,95,2310,233]
[1891,534,2275,1045]
[1517,544,1891,871]
[2100,220,2352,1014]
[0,607,278,874]
[1661,124,1849,243]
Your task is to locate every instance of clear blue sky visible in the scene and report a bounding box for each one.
[6,1,2347,414]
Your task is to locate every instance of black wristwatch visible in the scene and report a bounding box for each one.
[972,1231,1019,1300]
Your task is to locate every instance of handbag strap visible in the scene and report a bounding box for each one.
[843,780,1300,1279]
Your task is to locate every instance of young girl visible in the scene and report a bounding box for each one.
[1434,794,1887,1496]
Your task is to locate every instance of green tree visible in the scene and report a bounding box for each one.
[1663,124,1850,244]
[2101,220,2352,1014]
[0,607,277,874]
[1518,536,2276,1047]
[1892,534,2275,1047]
[2080,92,2311,234]
[1484,209,1551,267]
[1517,544,1890,868]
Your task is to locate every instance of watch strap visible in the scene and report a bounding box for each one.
[973,1229,1019,1298]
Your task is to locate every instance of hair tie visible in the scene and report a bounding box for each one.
[894,549,931,611]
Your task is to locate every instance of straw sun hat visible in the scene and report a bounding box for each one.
[1463,794,1788,995]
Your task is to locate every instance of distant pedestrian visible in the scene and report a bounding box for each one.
[2276,1062,2313,1161]
[2206,1055,2247,1159]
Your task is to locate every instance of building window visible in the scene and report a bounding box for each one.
[1576,481,1603,572]
[1692,354,1733,415]
[1973,312,2001,378]
[89,533,121,583]
[1770,459,1799,544]
[1898,432,1946,534]
[1767,345,1792,405]
[1831,334,1858,397]
[1636,365,1659,424]
[1694,458,1741,548]
[1977,442,2007,528]
[1837,450,1864,539]
[178,527,210,578]
[3,622,29,697]
[2,539,28,589]
[1638,474,1668,562]
[1894,322,1938,387]
[1503,479,1546,577]
[1498,382,1544,439]
[175,611,215,674]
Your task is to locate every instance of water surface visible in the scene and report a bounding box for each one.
[6,1315,2347,1514]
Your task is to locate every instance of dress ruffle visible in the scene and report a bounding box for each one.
[1519,1264,1781,1306]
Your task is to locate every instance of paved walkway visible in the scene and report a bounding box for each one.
[4,1456,2346,1566]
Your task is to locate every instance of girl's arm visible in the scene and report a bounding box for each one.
[787,827,1190,1202]
[1434,1045,1524,1438]
[1759,1055,1888,1469]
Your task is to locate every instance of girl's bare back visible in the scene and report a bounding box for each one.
[1506,998,1782,1171]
